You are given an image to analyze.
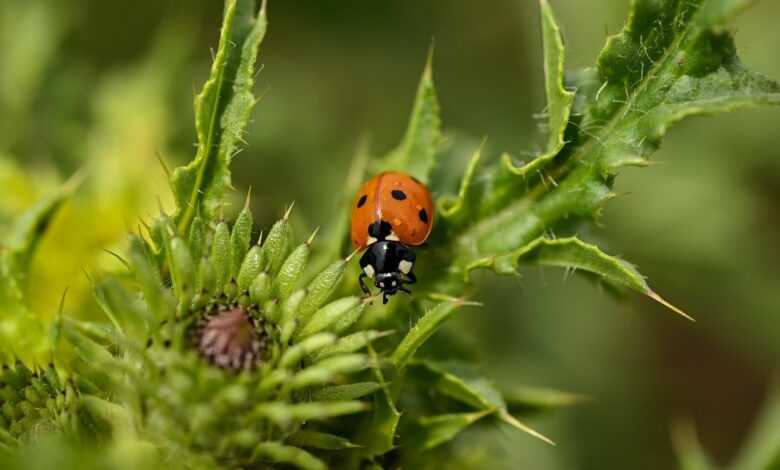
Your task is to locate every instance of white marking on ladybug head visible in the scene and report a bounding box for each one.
[367,236,378,245]
[386,231,400,241]
[363,264,375,278]
[399,260,413,274]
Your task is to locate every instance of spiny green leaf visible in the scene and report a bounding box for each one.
[128,236,174,321]
[311,382,382,402]
[497,408,555,446]
[501,0,574,177]
[287,354,366,391]
[295,296,362,340]
[391,300,478,369]
[410,360,504,411]
[2,175,79,296]
[92,277,151,336]
[62,317,117,343]
[577,0,780,174]
[502,384,587,415]
[253,401,367,425]
[279,333,336,369]
[288,430,361,450]
[294,257,350,325]
[375,49,440,183]
[274,228,316,300]
[410,360,554,445]
[79,396,135,437]
[237,244,262,291]
[169,235,195,300]
[413,410,492,450]
[261,205,294,274]
[171,0,267,233]
[513,236,693,320]
[210,220,231,291]
[188,215,205,262]
[445,0,779,313]
[250,441,326,470]
[230,198,254,277]
[357,346,400,458]
[249,271,271,305]
[438,144,485,226]
[314,330,393,360]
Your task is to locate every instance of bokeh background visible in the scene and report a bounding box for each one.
[2,0,779,468]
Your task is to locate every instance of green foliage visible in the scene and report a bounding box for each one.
[0,177,78,359]
[350,0,779,460]
[60,208,384,467]
[171,0,267,235]
[1,0,779,468]
[500,0,573,177]
[512,236,693,320]
[373,49,441,184]
[0,361,82,447]
[391,300,477,370]
[438,0,780,294]
[1,176,78,301]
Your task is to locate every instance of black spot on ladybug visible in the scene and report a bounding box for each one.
[391,190,407,201]
[356,194,367,208]
[419,208,429,223]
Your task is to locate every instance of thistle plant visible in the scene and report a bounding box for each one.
[1,0,779,469]
[0,361,81,448]
[62,205,384,468]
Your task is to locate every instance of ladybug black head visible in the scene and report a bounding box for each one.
[367,220,393,241]
[358,239,417,304]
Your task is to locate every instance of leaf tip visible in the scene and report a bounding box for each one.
[346,247,361,263]
[244,187,252,210]
[156,150,172,179]
[424,40,435,80]
[283,201,295,220]
[306,226,321,246]
[63,167,88,195]
[499,410,556,446]
[646,290,695,322]
[428,293,481,307]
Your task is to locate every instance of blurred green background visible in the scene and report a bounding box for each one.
[2,0,779,468]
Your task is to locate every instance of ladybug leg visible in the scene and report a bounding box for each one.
[382,292,390,304]
[404,271,417,285]
[358,272,371,295]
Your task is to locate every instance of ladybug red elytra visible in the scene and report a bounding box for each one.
[350,171,435,303]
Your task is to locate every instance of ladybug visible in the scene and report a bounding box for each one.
[351,171,435,304]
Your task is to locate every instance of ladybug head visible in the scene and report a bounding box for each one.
[375,271,407,303]
[367,220,393,243]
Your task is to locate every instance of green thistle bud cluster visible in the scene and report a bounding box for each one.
[0,361,79,447]
[61,201,384,469]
